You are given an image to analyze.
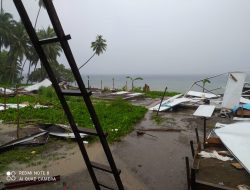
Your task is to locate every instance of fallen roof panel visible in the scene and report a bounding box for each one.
[24,78,52,92]
[186,90,219,99]
[193,105,216,118]
[149,95,190,111]
[214,122,250,174]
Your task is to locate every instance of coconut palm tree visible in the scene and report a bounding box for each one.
[34,0,54,28]
[25,44,39,84]
[126,76,143,91]
[0,50,10,83]
[37,27,61,61]
[78,35,107,70]
[8,22,29,83]
[0,11,15,52]
[23,0,51,83]
[28,26,62,81]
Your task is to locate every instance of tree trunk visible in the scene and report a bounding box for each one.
[34,6,42,29]
[20,58,27,80]
[26,61,32,84]
[78,53,96,70]
[1,0,3,13]
[16,85,20,139]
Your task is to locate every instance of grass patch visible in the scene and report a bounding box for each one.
[0,88,147,171]
[151,113,165,125]
[0,88,147,142]
[0,145,47,173]
[0,98,147,142]
[144,90,179,99]
[151,113,176,125]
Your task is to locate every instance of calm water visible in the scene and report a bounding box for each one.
[78,73,250,93]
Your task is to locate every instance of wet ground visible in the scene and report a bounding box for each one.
[0,99,234,190]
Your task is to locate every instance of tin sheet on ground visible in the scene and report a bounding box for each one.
[149,94,188,111]
[24,78,52,92]
[214,122,250,174]
[186,90,219,99]
[193,105,215,118]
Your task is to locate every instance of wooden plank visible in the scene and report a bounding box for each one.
[195,180,236,190]
[236,109,250,117]
[206,137,222,145]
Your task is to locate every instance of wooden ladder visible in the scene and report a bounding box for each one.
[13,0,124,189]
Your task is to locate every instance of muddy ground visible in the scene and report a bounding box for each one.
[0,99,232,190]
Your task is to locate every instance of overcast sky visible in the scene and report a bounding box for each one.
[3,0,250,75]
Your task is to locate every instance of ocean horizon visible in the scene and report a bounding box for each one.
[79,73,250,93]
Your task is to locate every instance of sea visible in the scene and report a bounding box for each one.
[79,73,250,93]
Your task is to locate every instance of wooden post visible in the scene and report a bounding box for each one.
[190,141,194,158]
[87,75,90,89]
[4,87,6,111]
[191,168,196,190]
[185,157,190,190]
[16,85,20,138]
[195,128,200,144]
[112,77,114,89]
[101,80,102,91]
[203,117,206,146]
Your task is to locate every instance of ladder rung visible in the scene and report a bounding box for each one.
[91,161,121,175]
[77,127,108,137]
[77,127,98,135]
[61,89,92,96]
[98,182,115,190]
[39,34,71,45]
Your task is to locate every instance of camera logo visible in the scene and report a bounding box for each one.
[6,171,16,181]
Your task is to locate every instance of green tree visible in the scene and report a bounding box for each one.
[23,0,52,83]
[29,63,73,82]
[0,11,15,52]
[0,11,30,84]
[25,44,39,84]
[78,35,107,70]
[126,76,143,91]
[34,0,53,28]
[28,27,62,81]
[0,51,11,83]
[8,22,29,84]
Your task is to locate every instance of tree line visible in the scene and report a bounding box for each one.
[0,1,74,85]
[0,0,108,86]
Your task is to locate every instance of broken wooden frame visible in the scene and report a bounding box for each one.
[186,129,250,190]
[184,73,227,97]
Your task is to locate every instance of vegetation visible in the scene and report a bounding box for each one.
[151,113,175,125]
[0,137,72,173]
[0,8,73,85]
[78,35,107,70]
[0,88,147,142]
[0,87,147,172]
[202,79,211,92]
[144,90,179,99]
[130,88,179,99]
[0,143,47,172]
[126,76,143,91]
